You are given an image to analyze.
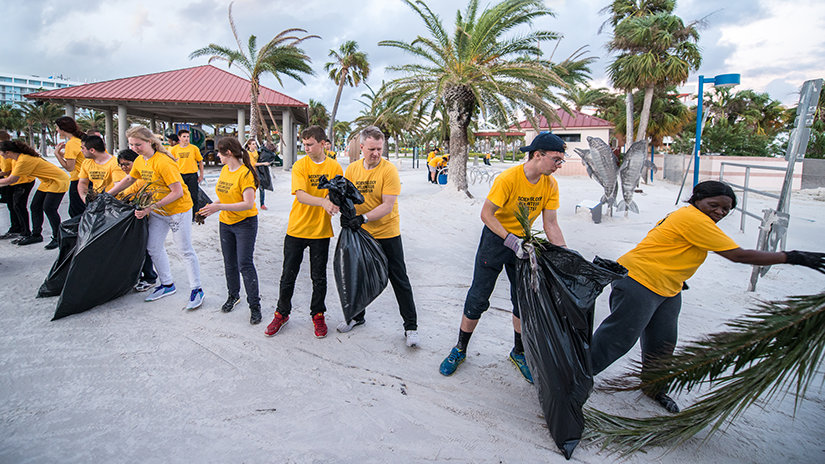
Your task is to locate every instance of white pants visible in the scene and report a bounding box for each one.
[146,211,201,290]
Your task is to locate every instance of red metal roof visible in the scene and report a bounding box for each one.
[26,65,306,107]
[512,109,613,130]
[474,131,525,137]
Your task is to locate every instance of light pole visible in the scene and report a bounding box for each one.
[692,73,740,187]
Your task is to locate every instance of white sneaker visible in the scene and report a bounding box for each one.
[134,280,155,292]
[405,330,420,347]
[336,318,365,333]
[185,288,204,310]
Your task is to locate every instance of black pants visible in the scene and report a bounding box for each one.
[3,182,34,234]
[359,235,417,330]
[31,190,65,239]
[220,216,260,307]
[276,235,329,316]
[68,180,85,218]
[259,187,266,207]
[181,173,199,221]
[463,226,519,320]
[141,251,157,283]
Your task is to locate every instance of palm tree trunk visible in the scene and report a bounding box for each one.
[636,84,655,143]
[625,89,635,150]
[249,81,260,142]
[328,69,348,147]
[444,85,474,196]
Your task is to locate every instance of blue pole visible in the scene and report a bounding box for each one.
[693,75,704,187]
[650,144,654,182]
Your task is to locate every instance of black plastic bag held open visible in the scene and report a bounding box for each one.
[318,175,388,323]
[53,193,148,320]
[37,215,81,297]
[516,244,626,459]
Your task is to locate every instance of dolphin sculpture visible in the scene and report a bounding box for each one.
[616,140,648,214]
[577,136,619,209]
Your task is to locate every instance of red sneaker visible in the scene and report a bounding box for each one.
[312,313,327,338]
[265,312,289,336]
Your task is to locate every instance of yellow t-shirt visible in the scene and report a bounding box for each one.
[325,149,336,160]
[427,151,438,163]
[172,144,203,174]
[129,152,193,216]
[345,158,401,239]
[64,137,84,181]
[248,150,259,164]
[78,156,120,192]
[119,178,145,199]
[286,155,343,239]
[11,154,70,193]
[428,155,443,168]
[215,164,258,225]
[618,205,739,297]
[487,164,559,236]
[2,157,35,185]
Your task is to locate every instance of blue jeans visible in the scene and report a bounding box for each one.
[219,216,260,306]
[463,226,519,320]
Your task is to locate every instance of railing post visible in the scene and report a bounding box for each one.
[719,162,725,182]
[741,167,750,232]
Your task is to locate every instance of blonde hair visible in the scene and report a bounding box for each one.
[126,126,176,161]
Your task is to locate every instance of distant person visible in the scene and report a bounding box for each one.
[198,137,262,325]
[77,135,122,201]
[53,116,86,217]
[116,148,157,292]
[427,152,443,184]
[171,129,204,221]
[265,125,342,339]
[0,140,70,249]
[427,148,440,183]
[108,126,204,310]
[590,180,825,413]
[323,137,336,160]
[483,152,492,166]
[339,126,419,347]
[245,138,270,211]
[0,131,34,241]
[439,133,568,383]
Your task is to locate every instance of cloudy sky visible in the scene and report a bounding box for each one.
[3,0,824,122]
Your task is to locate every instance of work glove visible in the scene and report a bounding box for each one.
[341,214,366,230]
[785,250,825,274]
[504,233,528,259]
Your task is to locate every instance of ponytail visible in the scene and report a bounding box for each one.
[0,140,40,157]
[55,116,86,139]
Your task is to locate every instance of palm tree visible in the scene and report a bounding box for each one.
[0,104,25,136]
[324,40,370,147]
[308,99,330,128]
[19,101,64,149]
[380,0,567,195]
[190,2,317,142]
[333,120,351,148]
[76,110,105,134]
[562,84,612,112]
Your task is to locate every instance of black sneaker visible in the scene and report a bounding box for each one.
[250,305,262,325]
[221,295,240,313]
[16,234,43,246]
[649,391,680,413]
[44,238,59,250]
[0,231,20,240]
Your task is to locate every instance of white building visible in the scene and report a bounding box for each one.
[0,72,82,107]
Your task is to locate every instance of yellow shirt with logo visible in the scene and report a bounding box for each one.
[286,155,343,239]
[64,136,84,181]
[325,149,336,160]
[129,152,193,216]
[11,154,70,193]
[618,205,739,297]
[215,164,258,225]
[79,156,120,192]
[248,150,259,164]
[172,144,203,174]
[345,158,401,239]
[2,157,35,185]
[487,164,559,236]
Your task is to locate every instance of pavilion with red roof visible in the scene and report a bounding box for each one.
[511,108,613,152]
[26,65,308,167]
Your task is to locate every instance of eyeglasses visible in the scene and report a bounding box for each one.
[551,157,565,166]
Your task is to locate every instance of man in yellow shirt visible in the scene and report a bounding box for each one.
[265,125,343,339]
[78,135,122,201]
[439,132,568,383]
[339,126,419,347]
[171,129,203,221]
[323,137,336,160]
[426,148,440,183]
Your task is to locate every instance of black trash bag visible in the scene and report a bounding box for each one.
[257,165,273,191]
[516,244,626,459]
[318,175,389,323]
[53,193,148,320]
[37,215,82,297]
[259,146,282,167]
[196,187,212,211]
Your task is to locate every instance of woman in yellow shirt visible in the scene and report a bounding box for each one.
[0,134,35,240]
[245,138,269,211]
[199,137,262,324]
[116,149,157,292]
[53,116,86,218]
[0,140,69,248]
[108,126,204,310]
[590,180,825,413]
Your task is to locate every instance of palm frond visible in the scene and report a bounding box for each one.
[586,292,825,455]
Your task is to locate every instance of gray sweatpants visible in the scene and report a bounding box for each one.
[590,276,681,375]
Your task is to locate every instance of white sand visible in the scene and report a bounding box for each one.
[1,158,823,463]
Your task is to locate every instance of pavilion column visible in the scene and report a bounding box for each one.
[64,103,75,119]
[117,105,128,150]
[237,108,246,142]
[282,109,294,169]
[104,110,114,153]
[150,117,157,133]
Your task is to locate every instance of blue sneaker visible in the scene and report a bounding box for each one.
[439,347,466,376]
[145,283,176,302]
[509,349,533,384]
[185,288,204,310]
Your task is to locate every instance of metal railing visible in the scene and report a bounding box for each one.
[719,161,787,232]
